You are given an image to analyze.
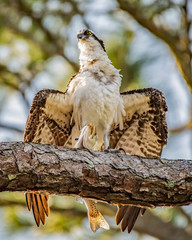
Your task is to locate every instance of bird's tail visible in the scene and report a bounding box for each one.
[84,198,110,232]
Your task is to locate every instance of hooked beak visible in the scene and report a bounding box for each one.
[77,33,83,39]
[77,33,88,40]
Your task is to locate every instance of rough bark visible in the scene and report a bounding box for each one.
[0,142,192,208]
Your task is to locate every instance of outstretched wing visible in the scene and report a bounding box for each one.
[24,89,73,227]
[24,89,73,145]
[109,88,168,233]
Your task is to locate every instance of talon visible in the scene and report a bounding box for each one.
[104,147,126,154]
[118,147,126,154]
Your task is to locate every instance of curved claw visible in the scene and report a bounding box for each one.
[104,147,126,154]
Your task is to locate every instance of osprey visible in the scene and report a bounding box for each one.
[24,29,168,233]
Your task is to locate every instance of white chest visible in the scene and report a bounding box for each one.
[67,69,121,129]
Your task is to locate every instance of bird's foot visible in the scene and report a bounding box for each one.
[104,147,126,154]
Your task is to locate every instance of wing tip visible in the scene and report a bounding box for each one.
[25,192,32,211]
[116,205,146,234]
[25,192,49,227]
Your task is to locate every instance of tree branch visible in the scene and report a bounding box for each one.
[135,211,192,240]
[0,123,24,134]
[117,0,192,92]
[169,113,192,134]
[0,196,191,240]
[16,0,79,71]
[0,141,192,208]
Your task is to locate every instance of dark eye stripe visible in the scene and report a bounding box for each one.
[84,30,91,35]
[79,29,106,52]
[91,33,106,52]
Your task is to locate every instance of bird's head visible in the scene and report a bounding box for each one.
[77,29,106,53]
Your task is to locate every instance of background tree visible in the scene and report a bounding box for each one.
[0,0,191,239]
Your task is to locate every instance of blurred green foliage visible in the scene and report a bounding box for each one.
[0,0,192,239]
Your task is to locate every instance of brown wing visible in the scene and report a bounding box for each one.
[24,89,73,226]
[24,89,73,145]
[109,88,168,233]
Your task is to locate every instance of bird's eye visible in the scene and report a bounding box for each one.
[87,31,92,35]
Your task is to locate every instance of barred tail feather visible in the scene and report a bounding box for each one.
[88,210,110,232]
[84,198,110,232]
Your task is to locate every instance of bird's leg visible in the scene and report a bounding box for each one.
[104,130,126,154]
[74,131,84,149]
[92,126,105,151]
[104,131,109,149]
[103,129,126,153]
[74,124,97,149]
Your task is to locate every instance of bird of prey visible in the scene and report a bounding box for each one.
[24,29,168,233]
